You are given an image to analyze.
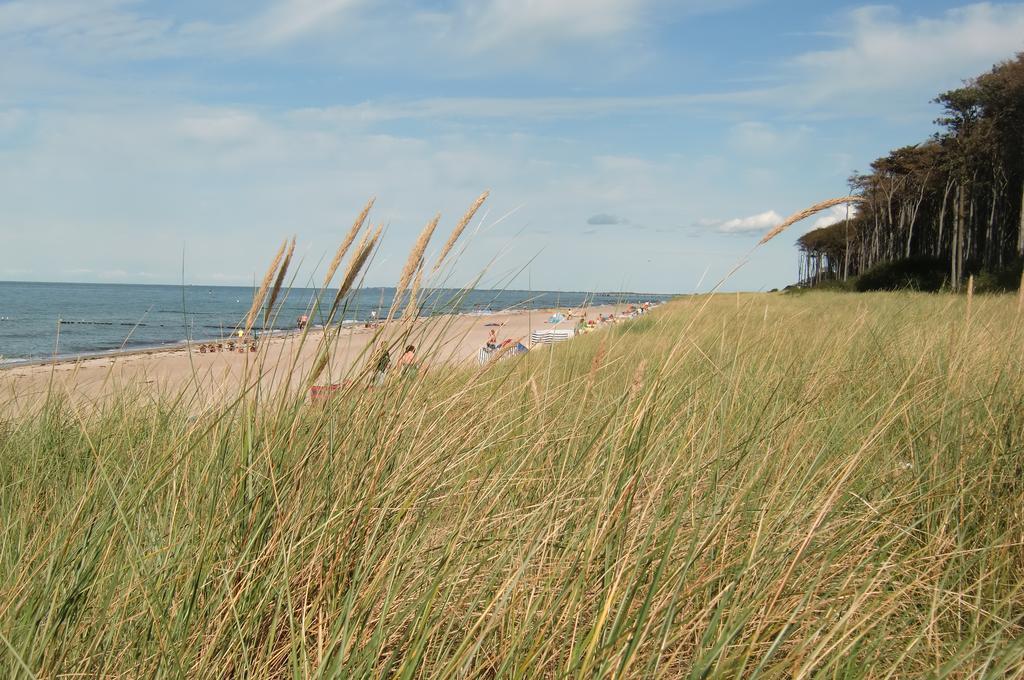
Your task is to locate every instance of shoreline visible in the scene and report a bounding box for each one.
[0,304,572,371]
[0,327,320,371]
[0,303,639,411]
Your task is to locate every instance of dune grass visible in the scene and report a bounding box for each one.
[1,290,1023,677]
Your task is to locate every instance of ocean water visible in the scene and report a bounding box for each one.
[0,282,671,364]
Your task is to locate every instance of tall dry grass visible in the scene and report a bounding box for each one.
[2,288,1022,676]
[1,196,1023,677]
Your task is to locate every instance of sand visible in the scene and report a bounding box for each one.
[0,304,626,413]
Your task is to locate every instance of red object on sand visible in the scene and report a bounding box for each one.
[309,384,340,403]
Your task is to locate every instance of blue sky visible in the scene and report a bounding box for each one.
[2,1,1024,293]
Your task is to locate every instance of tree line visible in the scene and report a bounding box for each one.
[797,53,1024,292]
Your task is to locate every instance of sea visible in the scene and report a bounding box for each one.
[0,282,672,365]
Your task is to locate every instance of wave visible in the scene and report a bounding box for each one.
[56,320,169,327]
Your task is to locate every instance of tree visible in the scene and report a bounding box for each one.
[798,54,1024,291]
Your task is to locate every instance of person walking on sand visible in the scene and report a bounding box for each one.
[373,342,390,386]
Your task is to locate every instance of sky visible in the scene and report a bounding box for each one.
[2,1,1024,293]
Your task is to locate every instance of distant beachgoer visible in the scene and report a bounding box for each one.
[399,344,417,376]
[297,314,308,330]
[373,342,390,385]
[486,329,499,349]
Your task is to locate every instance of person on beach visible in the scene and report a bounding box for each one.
[486,329,499,349]
[373,342,390,386]
[399,344,417,376]
[297,314,308,330]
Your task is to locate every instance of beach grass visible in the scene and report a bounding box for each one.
[1,290,1023,677]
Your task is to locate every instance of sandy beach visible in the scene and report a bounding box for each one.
[1,304,626,412]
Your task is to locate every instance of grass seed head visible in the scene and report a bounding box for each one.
[403,264,425,322]
[390,214,440,318]
[322,197,374,290]
[245,238,288,333]
[433,191,489,272]
[759,196,864,245]
[329,224,382,322]
[629,359,648,400]
[265,236,296,325]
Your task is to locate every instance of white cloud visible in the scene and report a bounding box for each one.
[704,210,784,234]
[426,0,757,64]
[791,3,1024,105]
[13,2,1011,293]
[0,0,182,58]
[810,204,858,230]
[288,90,760,125]
[729,121,812,154]
[244,0,364,45]
[178,110,267,144]
[0,109,27,133]
[4,1,1019,107]
[456,0,648,55]
[0,0,763,89]
[0,102,787,292]
[587,213,630,225]
[0,0,128,35]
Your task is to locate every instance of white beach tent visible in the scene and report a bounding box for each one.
[530,329,575,345]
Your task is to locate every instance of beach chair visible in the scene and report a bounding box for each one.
[477,342,529,365]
